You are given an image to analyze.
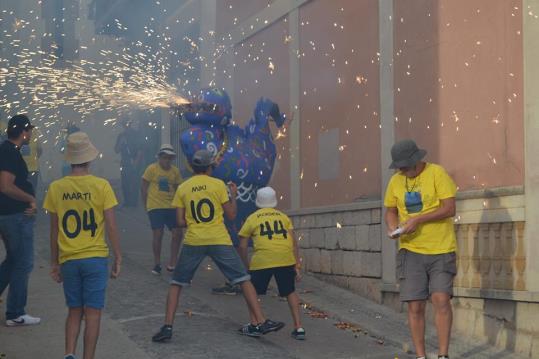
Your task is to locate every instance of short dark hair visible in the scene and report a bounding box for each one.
[192,165,210,174]
[7,114,31,139]
[71,162,90,169]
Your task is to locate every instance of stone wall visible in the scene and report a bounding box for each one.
[290,202,383,303]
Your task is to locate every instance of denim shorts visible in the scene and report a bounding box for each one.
[61,257,108,309]
[148,208,179,231]
[171,245,250,287]
[397,249,457,302]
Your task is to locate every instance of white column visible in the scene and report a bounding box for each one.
[523,0,539,291]
[199,0,217,87]
[289,8,301,210]
[379,0,397,285]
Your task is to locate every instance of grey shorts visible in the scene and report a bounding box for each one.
[171,245,250,287]
[397,249,457,302]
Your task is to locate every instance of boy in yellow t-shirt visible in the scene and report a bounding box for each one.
[238,187,305,340]
[43,132,121,359]
[152,150,285,342]
[141,144,183,275]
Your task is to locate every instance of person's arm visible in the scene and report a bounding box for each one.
[222,182,237,221]
[104,208,122,278]
[0,171,36,214]
[385,207,400,239]
[238,236,250,269]
[176,207,187,228]
[49,213,62,283]
[400,198,456,235]
[141,179,149,209]
[289,229,302,281]
[36,140,43,158]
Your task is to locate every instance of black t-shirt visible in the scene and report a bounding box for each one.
[0,140,34,215]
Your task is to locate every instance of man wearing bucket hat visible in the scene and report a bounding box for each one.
[44,132,122,359]
[0,114,40,326]
[383,139,457,359]
[141,144,183,275]
[152,149,284,342]
[238,187,305,340]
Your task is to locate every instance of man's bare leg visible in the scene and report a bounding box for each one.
[431,292,452,356]
[408,300,427,358]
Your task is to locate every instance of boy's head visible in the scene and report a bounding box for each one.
[65,132,99,166]
[255,187,278,209]
[7,114,34,144]
[191,149,215,174]
[157,144,176,169]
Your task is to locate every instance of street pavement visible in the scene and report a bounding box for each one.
[0,206,528,359]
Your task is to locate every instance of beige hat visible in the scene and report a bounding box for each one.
[65,132,99,165]
[158,144,176,156]
[255,187,278,208]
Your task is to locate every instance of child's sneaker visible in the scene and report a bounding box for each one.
[151,265,162,275]
[237,323,262,338]
[152,325,172,342]
[6,314,41,326]
[260,319,285,334]
[291,327,306,340]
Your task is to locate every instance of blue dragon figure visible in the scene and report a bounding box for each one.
[178,88,286,244]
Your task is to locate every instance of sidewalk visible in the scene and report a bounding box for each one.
[0,255,150,359]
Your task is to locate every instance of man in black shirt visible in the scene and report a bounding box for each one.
[115,119,143,207]
[0,114,41,326]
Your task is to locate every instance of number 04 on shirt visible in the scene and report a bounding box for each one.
[43,175,118,264]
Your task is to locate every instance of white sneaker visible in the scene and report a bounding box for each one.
[6,314,41,326]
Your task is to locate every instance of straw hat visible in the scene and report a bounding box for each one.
[65,132,99,165]
[255,187,278,208]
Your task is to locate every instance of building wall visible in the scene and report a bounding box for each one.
[394,0,524,191]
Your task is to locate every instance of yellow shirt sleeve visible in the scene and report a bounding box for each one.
[43,184,57,213]
[383,176,398,208]
[174,168,182,186]
[434,166,457,199]
[103,182,119,210]
[142,165,154,182]
[172,186,185,208]
[238,215,254,238]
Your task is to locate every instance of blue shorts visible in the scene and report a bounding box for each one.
[148,208,179,231]
[171,245,250,287]
[61,257,108,309]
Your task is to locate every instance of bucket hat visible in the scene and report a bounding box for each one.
[65,132,99,165]
[389,139,427,169]
[255,187,278,208]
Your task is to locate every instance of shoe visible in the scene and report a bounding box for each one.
[65,355,76,359]
[166,265,175,273]
[291,327,306,340]
[152,265,162,275]
[6,314,41,326]
[237,324,262,338]
[152,325,172,342]
[212,283,241,296]
[260,319,285,334]
[438,356,449,359]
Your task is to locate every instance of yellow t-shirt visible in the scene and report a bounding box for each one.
[43,175,118,264]
[142,163,182,211]
[383,163,457,255]
[172,174,231,246]
[239,208,296,270]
